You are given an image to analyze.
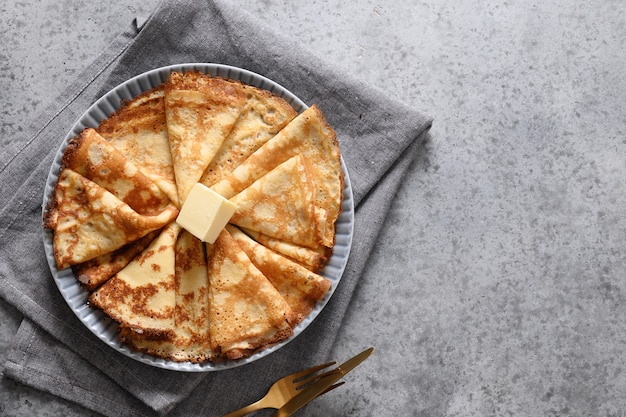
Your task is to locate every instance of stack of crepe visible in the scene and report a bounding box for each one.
[44,71,344,362]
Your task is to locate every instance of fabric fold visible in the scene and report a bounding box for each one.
[0,0,432,415]
[4,319,157,417]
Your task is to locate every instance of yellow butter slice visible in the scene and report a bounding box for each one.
[176,183,236,243]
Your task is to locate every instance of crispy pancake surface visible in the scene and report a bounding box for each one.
[165,71,247,203]
[47,169,178,269]
[61,128,173,215]
[228,226,331,326]
[119,230,216,363]
[207,230,294,359]
[97,86,179,206]
[73,230,162,291]
[211,105,343,246]
[229,154,328,248]
[45,70,344,364]
[89,222,180,335]
[199,84,297,187]
[239,228,329,273]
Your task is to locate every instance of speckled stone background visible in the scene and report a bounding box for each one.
[2,1,626,416]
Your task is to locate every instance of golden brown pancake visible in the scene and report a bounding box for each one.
[228,226,331,326]
[118,229,216,363]
[199,84,297,187]
[97,86,179,206]
[229,154,329,249]
[172,229,213,360]
[45,124,178,272]
[211,105,343,246]
[72,229,161,291]
[207,229,293,359]
[239,228,329,273]
[45,169,178,269]
[119,325,215,363]
[61,128,173,215]
[89,223,180,336]
[164,71,247,203]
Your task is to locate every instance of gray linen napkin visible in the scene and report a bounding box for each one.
[0,1,432,416]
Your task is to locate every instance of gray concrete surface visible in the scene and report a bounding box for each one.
[2,1,626,416]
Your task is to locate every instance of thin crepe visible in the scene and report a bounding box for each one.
[228,225,331,326]
[241,228,329,272]
[97,86,179,206]
[164,71,247,203]
[229,154,330,249]
[72,229,162,291]
[119,229,215,363]
[199,82,297,187]
[89,222,180,336]
[212,105,342,244]
[207,229,294,359]
[44,169,178,269]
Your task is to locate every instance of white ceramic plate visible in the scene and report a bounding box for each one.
[42,63,354,372]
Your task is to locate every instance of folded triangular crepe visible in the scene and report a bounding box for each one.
[164,71,247,203]
[207,229,293,359]
[211,105,342,246]
[89,223,180,336]
[118,230,216,363]
[72,229,162,291]
[172,229,214,361]
[97,86,179,206]
[199,84,296,187]
[228,154,329,249]
[227,226,331,326]
[61,128,173,215]
[239,228,329,273]
[45,169,178,269]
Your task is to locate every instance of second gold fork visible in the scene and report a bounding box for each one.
[221,361,344,417]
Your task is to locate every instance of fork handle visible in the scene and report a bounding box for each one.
[221,400,265,417]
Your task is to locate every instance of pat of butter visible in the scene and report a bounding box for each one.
[176,183,236,244]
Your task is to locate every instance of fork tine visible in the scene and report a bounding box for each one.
[294,368,340,390]
[291,361,336,382]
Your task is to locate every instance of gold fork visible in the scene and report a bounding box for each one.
[221,361,344,417]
